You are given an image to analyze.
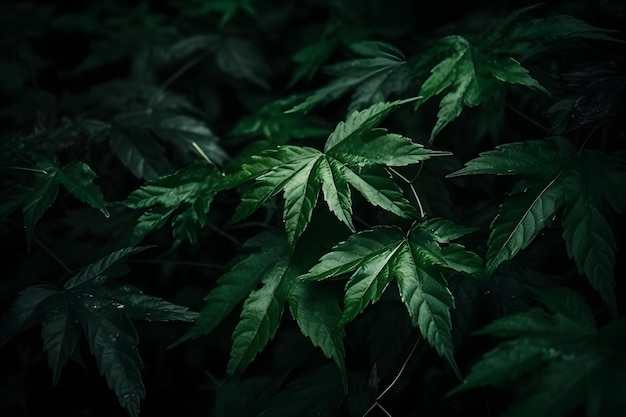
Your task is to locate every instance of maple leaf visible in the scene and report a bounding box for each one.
[448,137,626,315]
[450,287,626,417]
[0,247,198,417]
[123,161,225,247]
[300,219,482,377]
[230,99,450,244]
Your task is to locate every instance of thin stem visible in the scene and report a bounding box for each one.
[505,102,549,132]
[376,403,393,417]
[33,236,71,273]
[160,50,211,91]
[0,166,48,174]
[577,122,602,156]
[387,167,426,218]
[224,221,274,230]
[376,336,420,400]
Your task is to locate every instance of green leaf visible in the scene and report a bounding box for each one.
[232,99,445,243]
[328,129,450,167]
[109,124,171,181]
[64,247,145,289]
[123,162,223,246]
[227,259,290,375]
[57,161,110,217]
[0,248,197,417]
[78,303,145,417]
[342,167,418,219]
[259,364,345,417]
[394,247,459,377]
[562,152,620,316]
[40,293,82,385]
[177,230,290,344]
[288,42,410,113]
[288,282,347,390]
[22,172,59,244]
[324,97,417,152]
[216,38,271,89]
[449,338,549,395]
[450,139,622,307]
[301,223,481,375]
[486,174,570,274]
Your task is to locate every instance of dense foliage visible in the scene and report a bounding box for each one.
[1,1,625,416]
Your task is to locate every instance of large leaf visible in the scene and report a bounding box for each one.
[0,247,197,417]
[449,138,625,311]
[301,220,481,375]
[412,8,617,141]
[289,41,411,113]
[175,230,290,345]
[231,99,446,244]
[450,288,625,417]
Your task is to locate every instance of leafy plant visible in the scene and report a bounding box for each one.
[1,1,624,417]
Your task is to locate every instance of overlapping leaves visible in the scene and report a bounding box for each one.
[122,161,224,247]
[0,247,198,417]
[450,287,626,417]
[414,6,616,141]
[231,98,449,244]
[0,155,109,245]
[177,231,348,387]
[448,137,626,315]
[289,41,411,114]
[300,218,482,376]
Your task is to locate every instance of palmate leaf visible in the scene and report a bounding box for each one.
[450,288,625,417]
[413,7,617,141]
[178,230,348,381]
[14,157,110,245]
[415,34,547,141]
[175,230,290,345]
[123,162,223,247]
[301,220,482,376]
[231,99,447,244]
[0,247,198,417]
[448,138,626,313]
[288,41,411,114]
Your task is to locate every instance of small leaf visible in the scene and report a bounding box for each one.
[324,98,417,152]
[64,247,145,289]
[57,161,110,217]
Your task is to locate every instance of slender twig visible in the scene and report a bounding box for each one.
[363,336,421,417]
[376,336,420,401]
[505,102,549,132]
[33,236,71,273]
[376,403,393,417]
[387,167,426,218]
[208,224,241,246]
[577,122,602,156]
[160,50,211,91]
[0,166,48,174]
